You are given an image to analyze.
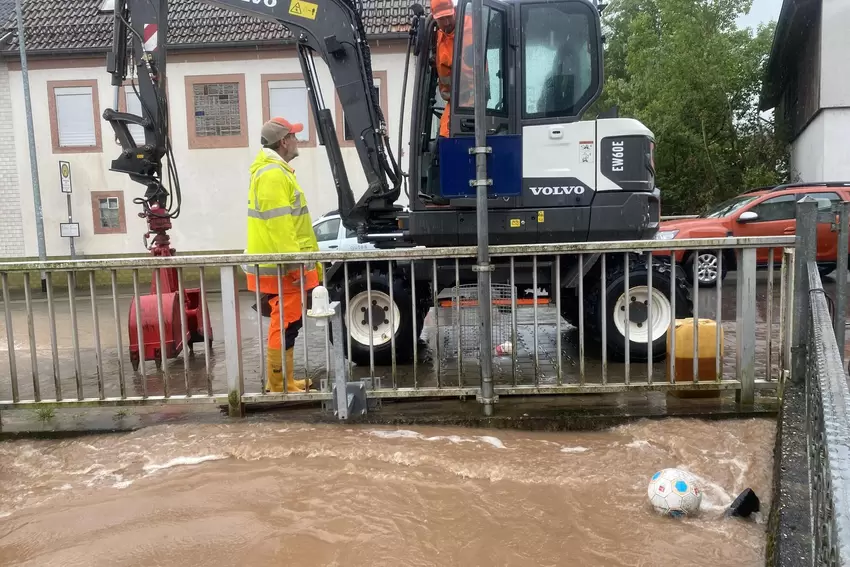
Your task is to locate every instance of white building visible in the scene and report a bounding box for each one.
[759,0,850,182]
[0,0,413,258]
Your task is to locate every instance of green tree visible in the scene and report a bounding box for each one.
[592,0,789,214]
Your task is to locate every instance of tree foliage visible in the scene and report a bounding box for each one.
[592,0,790,214]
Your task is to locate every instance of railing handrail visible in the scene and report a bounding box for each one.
[807,261,850,565]
[0,236,796,272]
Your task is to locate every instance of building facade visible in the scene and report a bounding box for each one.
[760,0,850,183]
[0,0,413,258]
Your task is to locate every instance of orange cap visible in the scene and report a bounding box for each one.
[261,117,303,146]
[430,0,454,19]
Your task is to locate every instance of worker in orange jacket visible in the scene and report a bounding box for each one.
[432,0,456,137]
[432,0,485,137]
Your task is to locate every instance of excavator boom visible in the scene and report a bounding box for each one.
[103,0,409,233]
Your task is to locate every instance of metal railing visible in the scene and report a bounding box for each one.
[805,261,850,566]
[0,236,793,416]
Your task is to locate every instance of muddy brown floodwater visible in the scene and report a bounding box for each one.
[0,417,774,566]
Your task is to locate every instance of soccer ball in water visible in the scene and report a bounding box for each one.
[647,468,702,518]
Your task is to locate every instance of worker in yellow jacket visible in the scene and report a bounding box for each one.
[243,117,321,393]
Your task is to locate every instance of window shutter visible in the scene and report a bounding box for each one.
[268,80,311,142]
[124,86,146,146]
[54,86,97,147]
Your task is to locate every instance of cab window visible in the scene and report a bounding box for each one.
[521,1,600,119]
[749,194,797,222]
[314,218,340,242]
[805,192,842,211]
[456,3,507,114]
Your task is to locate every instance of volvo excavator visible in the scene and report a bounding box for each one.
[104,0,693,370]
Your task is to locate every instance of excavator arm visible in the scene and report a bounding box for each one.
[103,0,411,235]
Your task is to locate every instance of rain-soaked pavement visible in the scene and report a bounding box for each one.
[0,268,823,403]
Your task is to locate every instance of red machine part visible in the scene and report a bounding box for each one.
[128,203,213,370]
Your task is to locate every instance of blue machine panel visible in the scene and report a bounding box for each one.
[438,135,522,199]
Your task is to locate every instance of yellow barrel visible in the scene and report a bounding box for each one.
[666,318,724,382]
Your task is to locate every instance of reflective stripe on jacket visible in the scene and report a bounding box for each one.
[243,148,320,297]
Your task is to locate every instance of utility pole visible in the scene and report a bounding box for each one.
[15,0,47,291]
[471,0,494,416]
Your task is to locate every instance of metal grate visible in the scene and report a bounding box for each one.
[439,283,514,358]
[193,83,242,137]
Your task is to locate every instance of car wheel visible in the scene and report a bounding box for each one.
[688,251,726,287]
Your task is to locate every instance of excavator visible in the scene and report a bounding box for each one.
[103,0,693,370]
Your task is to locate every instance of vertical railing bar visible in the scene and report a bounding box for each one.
[555,255,562,386]
[276,265,287,398]
[411,261,418,389]
[766,248,775,381]
[510,257,517,387]
[601,254,607,385]
[23,273,40,402]
[716,251,723,382]
[433,259,441,389]
[532,255,539,387]
[111,270,126,399]
[456,259,463,386]
[177,268,190,397]
[365,260,375,382]
[67,271,83,400]
[578,254,585,385]
[300,264,309,381]
[154,269,169,398]
[389,261,397,389]
[45,273,62,401]
[88,271,104,400]
[323,263,331,392]
[344,262,353,378]
[254,264,265,394]
[198,266,212,395]
[624,253,630,385]
[132,270,147,397]
[2,273,19,403]
[693,249,699,383]
[647,253,653,385]
[669,255,677,384]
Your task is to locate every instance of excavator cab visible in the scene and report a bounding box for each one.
[407,0,653,248]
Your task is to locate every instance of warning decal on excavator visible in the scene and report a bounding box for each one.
[537,211,544,223]
[510,219,521,228]
[289,0,318,19]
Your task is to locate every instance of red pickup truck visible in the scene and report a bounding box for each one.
[654,182,850,286]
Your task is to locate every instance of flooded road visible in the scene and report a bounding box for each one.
[0,417,774,566]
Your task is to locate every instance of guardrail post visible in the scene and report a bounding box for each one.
[833,201,848,362]
[792,198,818,386]
[736,247,757,404]
[221,266,244,417]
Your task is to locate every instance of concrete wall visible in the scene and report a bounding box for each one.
[4,44,412,258]
[790,110,824,182]
[0,59,25,258]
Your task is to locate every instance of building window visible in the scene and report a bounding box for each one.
[184,74,248,149]
[117,82,146,146]
[336,71,388,147]
[48,80,102,153]
[261,74,317,147]
[90,191,126,234]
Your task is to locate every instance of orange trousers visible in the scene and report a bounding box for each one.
[268,294,304,351]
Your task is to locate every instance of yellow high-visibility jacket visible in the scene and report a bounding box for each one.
[243,148,321,295]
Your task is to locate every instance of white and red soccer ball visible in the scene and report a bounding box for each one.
[647,468,702,517]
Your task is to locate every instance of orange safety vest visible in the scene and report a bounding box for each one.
[436,28,453,137]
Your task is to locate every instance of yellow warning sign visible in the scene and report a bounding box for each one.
[289,0,318,19]
[537,210,544,223]
[510,218,521,228]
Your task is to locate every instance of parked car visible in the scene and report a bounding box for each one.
[654,182,850,286]
[312,212,377,252]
